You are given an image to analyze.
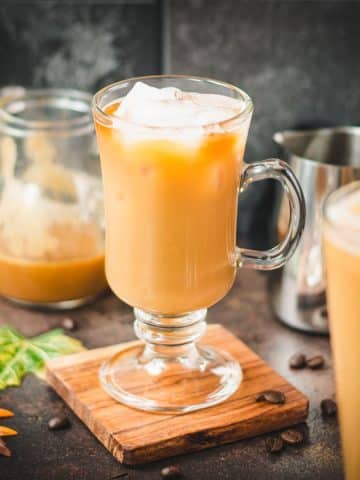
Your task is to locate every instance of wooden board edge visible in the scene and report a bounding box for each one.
[121,398,309,465]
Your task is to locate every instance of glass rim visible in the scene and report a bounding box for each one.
[323,180,360,232]
[0,88,93,132]
[93,74,254,129]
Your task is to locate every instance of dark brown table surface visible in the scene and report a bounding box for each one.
[0,270,342,480]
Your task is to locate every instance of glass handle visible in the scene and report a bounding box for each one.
[237,159,306,270]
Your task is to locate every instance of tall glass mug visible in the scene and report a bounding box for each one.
[93,75,305,413]
[323,181,360,480]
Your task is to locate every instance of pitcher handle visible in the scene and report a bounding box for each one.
[237,159,306,270]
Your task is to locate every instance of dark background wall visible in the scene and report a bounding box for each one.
[165,0,360,162]
[0,0,161,91]
[0,0,359,245]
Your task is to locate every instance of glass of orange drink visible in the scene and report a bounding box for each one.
[323,181,360,480]
[93,75,305,413]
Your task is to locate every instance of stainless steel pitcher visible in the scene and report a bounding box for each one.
[270,127,360,334]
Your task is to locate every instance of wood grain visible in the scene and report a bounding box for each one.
[46,324,309,465]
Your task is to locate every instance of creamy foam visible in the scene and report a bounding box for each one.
[110,82,246,144]
[326,188,360,255]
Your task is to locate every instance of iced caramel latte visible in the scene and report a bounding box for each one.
[93,76,304,414]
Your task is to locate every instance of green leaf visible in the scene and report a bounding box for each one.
[0,325,85,390]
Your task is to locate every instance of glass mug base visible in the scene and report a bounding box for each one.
[99,308,242,414]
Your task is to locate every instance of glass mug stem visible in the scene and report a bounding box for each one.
[100,307,242,413]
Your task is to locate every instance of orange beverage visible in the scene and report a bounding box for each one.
[95,83,249,314]
[0,222,105,304]
[323,182,360,480]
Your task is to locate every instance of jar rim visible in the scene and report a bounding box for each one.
[0,88,93,137]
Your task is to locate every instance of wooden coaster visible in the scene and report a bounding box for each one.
[46,325,308,465]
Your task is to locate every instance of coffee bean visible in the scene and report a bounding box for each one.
[321,398,337,417]
[48,415,70,431]
[280,429,304,445]
[265,436,284,453]
[289,353,306,369]
[306,355,325,369]
[256,390,285,404]
[61,317,77,332]
[161,465,183,479]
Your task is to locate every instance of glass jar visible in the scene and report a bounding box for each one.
[0,88,106,309]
